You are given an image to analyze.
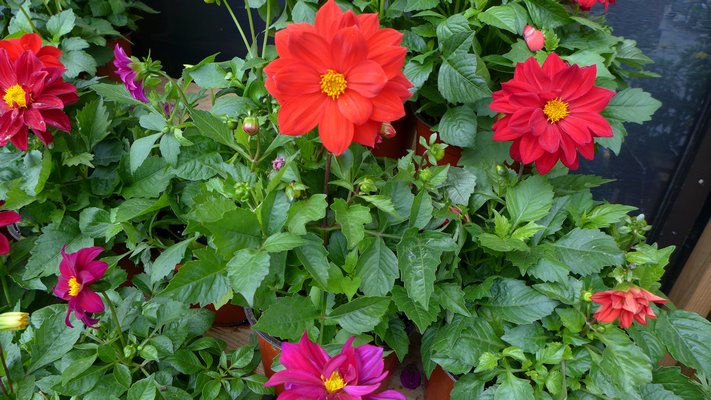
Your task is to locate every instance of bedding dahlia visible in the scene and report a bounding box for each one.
[53,246,108,328]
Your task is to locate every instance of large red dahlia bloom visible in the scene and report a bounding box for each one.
[0,49,78,150]
[0,33,64,68]
[591,286,668,329]
[264,0,412,155]
[490,53,615,174]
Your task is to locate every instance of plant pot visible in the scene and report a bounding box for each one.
[424,365,456,399]
[371,111,416,159]
[415,115,462,166]
[246,308,399,394]
[205,302,247,326]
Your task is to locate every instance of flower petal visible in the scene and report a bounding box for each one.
[347,60,388,99]
[278,93,327,135]
[319,101,355,155]
[77,289,105,313]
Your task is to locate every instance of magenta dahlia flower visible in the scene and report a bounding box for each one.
[0,204,20,256]
[265,333,405,400]
[0,49,78,150]
[113,44,148,102]
[53,246,108,328]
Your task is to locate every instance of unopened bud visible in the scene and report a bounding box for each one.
[227,118,239,130]
[430,144,446,161]
[380,122,396,139]
[582,291,593,302]
[496,164,507,176]
[242,116,259,136]
[272,156,285,171]
[0,312,29,331]
[359,177,377,194]
[523,25,545,52]
[419,169,433,182]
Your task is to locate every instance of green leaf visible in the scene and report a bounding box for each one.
[189,63,228,89]
[479,4,528,34]
[76,99,111,150]
[92,83,145,106]
[294,234,331,289]
[260,190,291,235]
[547,228,625,275]
[60,50,97,79]
[47,10,76,38]
[171,152,223,181]
[286,194,328,235]
[160,249,229,307]
[501,323,548,353]
[439,105,477,147]
[112,195,169,223]
[190,109,238,148]
[150,237,194,283]
[262,232,305,253]
[582,203,637,229]
[203,208,261,258]
[227,249,271,306]
[478,233,528,252]
[292,1,316,22]
[79,207,114,238]
[397,228,457,310]
[480,278,557,324]
[656,310,711,375]
[24,218,93,279]
[495,372,534,400]
[603,88,662,124]
[431,315,505,375]
[446,167,477,205]
[392,285,440,333]
[332,199,372,249]
[327,296,390,335]
[252,296,319,341]
[435,283,471,316]
[359,195,399,216]
[409,191,434,229]
[123,157,173,199]
[28,306,82,373]
[506,175,554,227]
[159,133,181,166]
[640,383,684,400]
[127,377,156,400]
[355,237,398,297]
[113,364,131,389]
[652,367,707,400]
[595,339,653,395]
[523,0,571,29]
[404,0,439,12]
[438,53,492,104]
[130,133,162,173]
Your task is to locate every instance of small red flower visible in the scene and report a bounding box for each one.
[576,0,615,11]
[264,0,412,155]
[53,246,108,328]
[523,25,545,52]
[591,286,668,329]
[489,53,615,174]
[0,33,63,68]
[0,203,20,256]
[0,49,78,150]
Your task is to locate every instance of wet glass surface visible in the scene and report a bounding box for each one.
[579,0,711,220]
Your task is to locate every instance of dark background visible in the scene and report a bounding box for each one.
[134,0,711,291]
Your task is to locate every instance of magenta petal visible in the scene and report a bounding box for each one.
[0,234,9,255]
[76,289,104,313]
[355,344,385,384]
[59,246,78,277]
[0,210,21,226]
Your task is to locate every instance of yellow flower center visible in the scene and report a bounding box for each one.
[320,69,347,100]
[68,277,81,297]
[543,97,569,123]
[3,84,28,108]
[322,371,347,394]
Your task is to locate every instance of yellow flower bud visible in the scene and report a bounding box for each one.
[0,312,29,331]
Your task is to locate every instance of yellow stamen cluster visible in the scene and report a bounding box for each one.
[320,69,347,100]
[3,84,28,108]
[543,97,569,123]
[322,371,347,394]
[68,277,81,297]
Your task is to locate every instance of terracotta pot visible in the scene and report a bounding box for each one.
[424,365,456,400]
[246,308,399,394]
[370,111,416,159]
[205,302,247,326]
[414,116,462,166]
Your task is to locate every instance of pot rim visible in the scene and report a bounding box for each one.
[245,307,282,350]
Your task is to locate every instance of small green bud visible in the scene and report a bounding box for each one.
[242,116,259,136]
[233,182,251,202]
[430,144,446,161]
[594,324,607,333]
[419,169,433,182]
[124,345,136,359]
[582,291,593,302]
[496,164,507,176]
[227,119,239,130]
[359,177,377,194]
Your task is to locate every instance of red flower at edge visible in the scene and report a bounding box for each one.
[591,286,668,329]
[576,0,615,11]
[0,33,64,68]
[264,0,413,155]
[0,49,78,150]
[0,203,20,256]
[53,246,108,328]
[489,53,615,174]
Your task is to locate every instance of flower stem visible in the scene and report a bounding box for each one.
[244,0,257,50]
[321,153,332,229]
[101,292,127,349]
[1,274,12,307]
[0,344,13,394]
[261,0,271,58]
[224,0,254,58]
[18,5,38,33]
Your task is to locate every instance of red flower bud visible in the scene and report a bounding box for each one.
[242,116,260,136]
[523,25,545,52]
[379,122,396,139]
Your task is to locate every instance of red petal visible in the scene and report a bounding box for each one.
[332,26,368,72]
[568,86,615,113]
[41,109,71,132]
[0,49,17,88]
[9,125,28,150]
[315,0,345,38]
[287,31,331,73]
[357,13,380,39]
[31,95,64,110]
[369,90,405,122]
[76,289,105,313]
[14,51,43,85]
[338,90,373,125]
[353,120,379,147]
[19,33,41,53]
[272,62,322,95]
[347,60,388,98]
[319,101,354,155]
[517,134,545,163]
[278,93,327,135]
[0,234,9,256]
[541,53,567,79]
[0,210,21,226]
[538,124,561,153]
[535,151,559,174]
[24,108,46,132]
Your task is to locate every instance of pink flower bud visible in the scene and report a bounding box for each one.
[523,25,545,52]
[242,116,259,136]
[379,122,396,139]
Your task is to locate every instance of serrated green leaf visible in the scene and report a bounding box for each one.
[190,109,238,148]
[506,175,554,227]
[24,218,93,279]
[47,10,76,38]
[392,286,439,332]
[160,249,229,307]
[262,232,305,253]
[28,307,82,373]
[656,310,711,375]
[327,296,390,335]
[548,228,624,275]
[150,237,194,283]
[438,53,492,104]
[479,4,528,34]
[355,237,398,297]
[252,296,319,341]
[286,194,328,235]
[495,372,534,400]
[582,204,637,229]
[439,105,477,147]
[480,279,557,324]
[77,99,111,150]
[227,249,271,306]
[603,88,662,124]
[332,199,372,249]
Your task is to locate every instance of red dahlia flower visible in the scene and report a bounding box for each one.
[576,0,615,11]
[264,0,412,155]
[0,33,64,68]
[591,286,668,329]
[265,332,406,400]
[0,49,78,150]
[53,246,108,328]
[0,205,20,256]
[490,53,615,174]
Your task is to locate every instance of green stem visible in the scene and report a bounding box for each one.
[559,360,568,400]
[244,0,257,50]
[379,0,385,15]
[224,0,254,57]
[261,0,271,58]
[0,344,13,394]
[251,136,261,172]
[319,292,327,345]
[18,5,38,33]
[0,377,8,398]
[365,230,401,239]
[101,292,127,349]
